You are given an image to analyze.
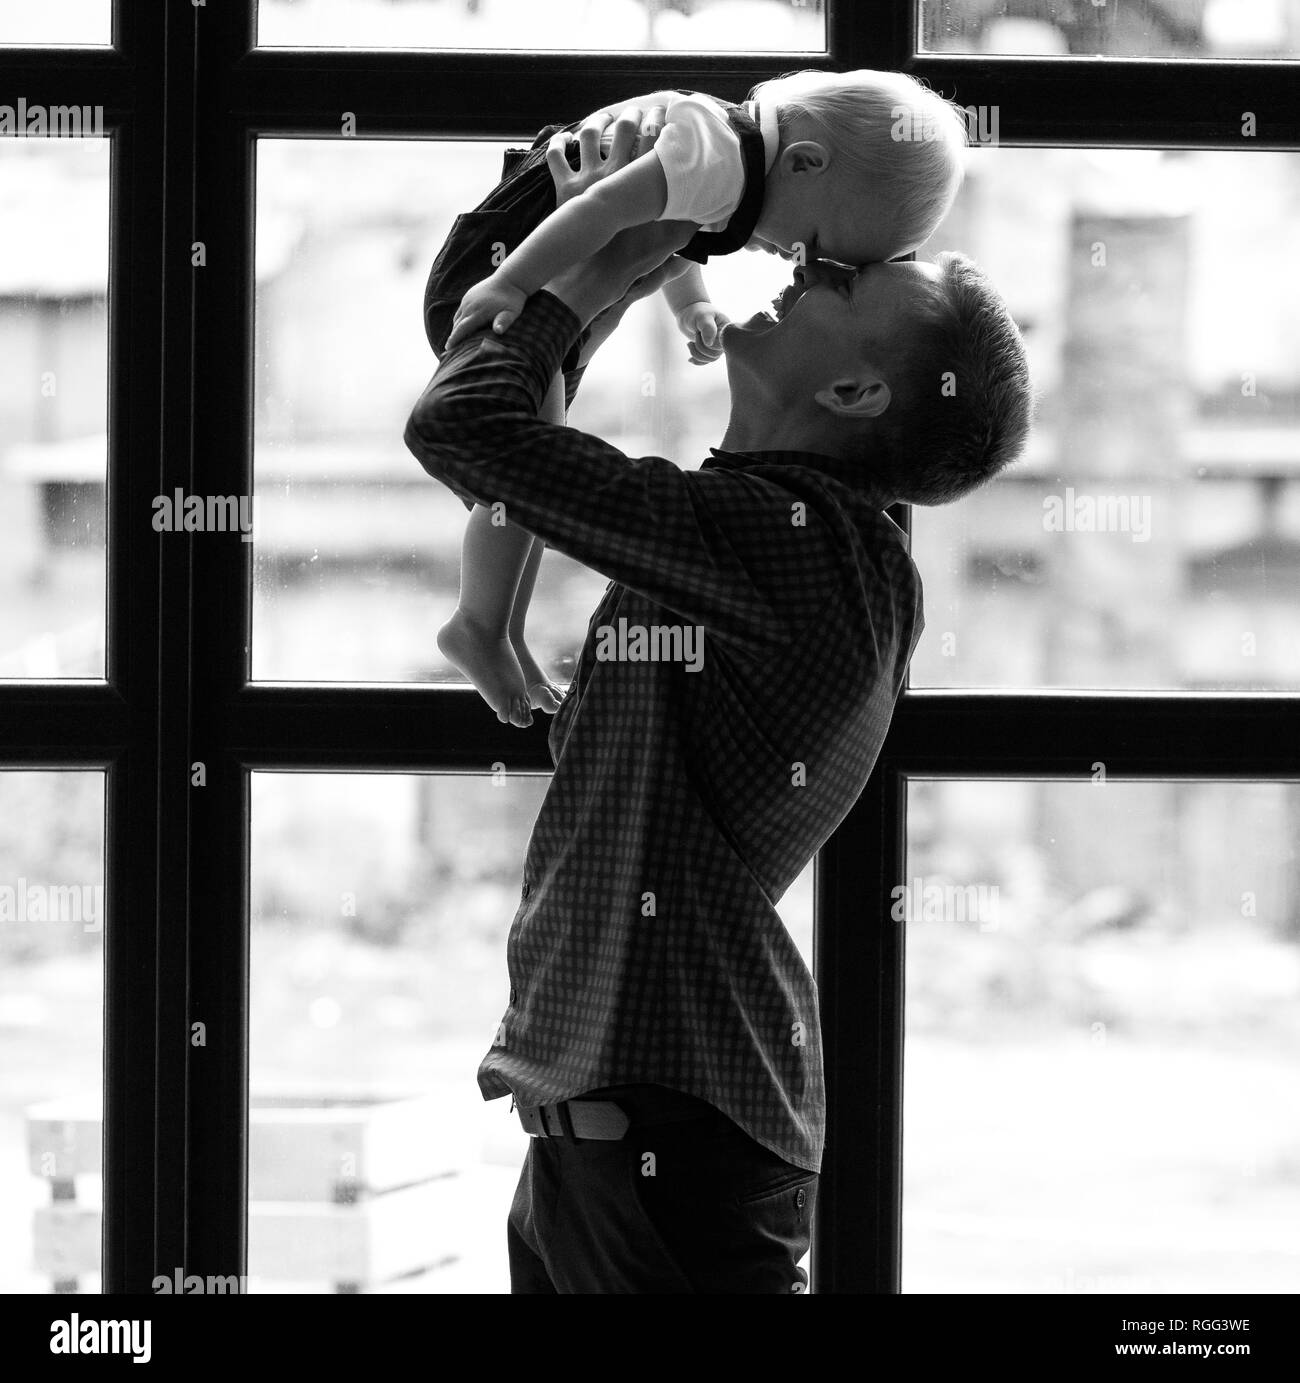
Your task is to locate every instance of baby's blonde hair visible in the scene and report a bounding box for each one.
[749,68,969,258]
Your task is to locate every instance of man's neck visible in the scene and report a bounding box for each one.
[719,414,828,456]
[713,423,894,505]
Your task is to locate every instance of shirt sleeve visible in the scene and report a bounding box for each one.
[653,95,747,231]
[403,292,849,659]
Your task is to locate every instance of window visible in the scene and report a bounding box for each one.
[1,771,105,1294]
[3,0,1296,1299]
[251,138,789,683]
[0,0,111,47]
[255,0,827,51]
[920,0,1300,59]
[902,780,1300,1292]
[912,147,1300,692]
[0,138,109,678]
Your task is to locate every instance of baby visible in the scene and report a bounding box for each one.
[423,69,969,726]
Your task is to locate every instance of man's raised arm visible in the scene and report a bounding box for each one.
[402,222,836,654]
[401,217,691,515]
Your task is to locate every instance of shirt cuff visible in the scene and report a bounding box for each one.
[511,289,585,373]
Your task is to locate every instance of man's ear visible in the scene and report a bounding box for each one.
[814,373,891,420]
[779,140,830,177]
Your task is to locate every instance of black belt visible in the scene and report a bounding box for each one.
[516,1084,716,1141]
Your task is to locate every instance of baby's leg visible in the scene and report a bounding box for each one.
[435,373,569,727]
[509,536,564,713]
[509,374,567,714]
[437,505,536,727]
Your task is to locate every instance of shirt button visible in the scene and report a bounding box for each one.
[521,881,531,898]
[509,988,518,1005]
[796,1188,807,1209]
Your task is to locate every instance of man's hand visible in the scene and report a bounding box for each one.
[547,101,666,207]
[674,300,732,366]
[446,272,527,348]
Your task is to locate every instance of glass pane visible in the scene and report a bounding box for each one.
[920,0,1300,58]
[0,771,106,1294]
[257,0,825,52]
[250,772,812,1292]
[0,0,111,46]
[911,148,1300,691]
[252,139,793,683]
[903,779,1300,1294]
[0,137,109,680]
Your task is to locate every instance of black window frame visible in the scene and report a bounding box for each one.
[2,0,1298,1294]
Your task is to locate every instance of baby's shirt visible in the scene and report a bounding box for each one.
[653,92,781,236]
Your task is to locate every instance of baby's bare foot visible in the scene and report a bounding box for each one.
[527,681,564,714]
[513,639,565,713]
[438,609,533,726]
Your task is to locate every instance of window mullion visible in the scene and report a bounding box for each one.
[86,0,197,1294]
[813,765,907,1292]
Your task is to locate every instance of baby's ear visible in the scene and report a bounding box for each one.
[781,140,830,176]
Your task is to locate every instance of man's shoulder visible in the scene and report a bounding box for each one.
[693,458,924,603]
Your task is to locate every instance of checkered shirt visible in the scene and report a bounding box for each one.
[404,292,924,1171]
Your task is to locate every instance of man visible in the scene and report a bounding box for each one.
[404,115,1031,1293]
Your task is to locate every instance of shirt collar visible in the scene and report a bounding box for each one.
[744,100,780,173]
[702,447,896,508]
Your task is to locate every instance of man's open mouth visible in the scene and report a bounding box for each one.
[729,282,804,335]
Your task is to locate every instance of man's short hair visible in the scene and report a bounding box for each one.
[869,251,1032,506]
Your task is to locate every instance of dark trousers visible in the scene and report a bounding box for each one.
[422,122,572,358]
[506,1089,817,1293]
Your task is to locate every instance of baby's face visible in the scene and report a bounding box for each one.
[753,168,903,268]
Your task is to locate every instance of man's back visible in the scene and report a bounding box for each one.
[473,436,924,1172]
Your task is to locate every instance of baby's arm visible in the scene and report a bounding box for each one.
[446,152,673,347]
[660,261,730,366]
[660,262,709,319]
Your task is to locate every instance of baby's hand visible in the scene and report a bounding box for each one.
[446,274,528,349]
[675,300,731,366]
